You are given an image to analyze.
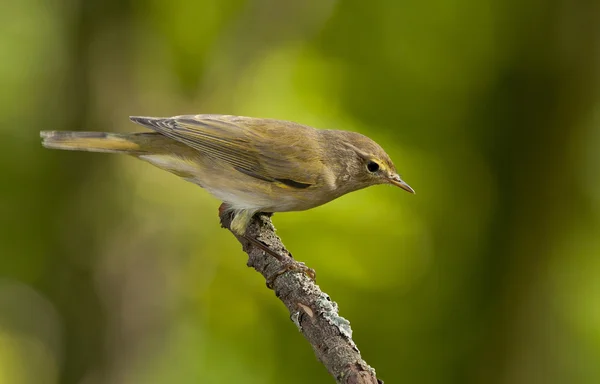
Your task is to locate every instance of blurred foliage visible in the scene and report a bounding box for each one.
[1,0,600,383]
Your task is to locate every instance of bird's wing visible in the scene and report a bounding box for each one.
[130,115,323,188]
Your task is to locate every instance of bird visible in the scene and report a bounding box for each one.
[41,115,414,271]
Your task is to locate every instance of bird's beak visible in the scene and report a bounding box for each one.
[389,174,415,194]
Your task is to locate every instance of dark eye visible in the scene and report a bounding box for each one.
[366,161,379,173]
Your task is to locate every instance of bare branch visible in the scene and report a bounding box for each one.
[220,212,382,384]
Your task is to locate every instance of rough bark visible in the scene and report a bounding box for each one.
[220,212,382,384]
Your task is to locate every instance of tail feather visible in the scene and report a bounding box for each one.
[40,131,145,154]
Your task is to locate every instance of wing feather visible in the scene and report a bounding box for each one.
[130,115,323,188]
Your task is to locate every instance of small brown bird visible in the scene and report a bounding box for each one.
[41,115,414,254]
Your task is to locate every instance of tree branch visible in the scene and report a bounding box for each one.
[220,212,382,384]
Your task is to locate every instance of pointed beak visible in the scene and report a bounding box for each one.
[389,175,415,194]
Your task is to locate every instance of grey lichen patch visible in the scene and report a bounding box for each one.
[291,311,302,331]
[297,275,357,347]
[298,275,321,296]
[313,293,357,350]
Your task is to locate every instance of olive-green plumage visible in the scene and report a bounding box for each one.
[41,114,414,234]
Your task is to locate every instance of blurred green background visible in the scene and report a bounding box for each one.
[2,0,600,383]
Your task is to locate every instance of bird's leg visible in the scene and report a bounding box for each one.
[218,204,316,287]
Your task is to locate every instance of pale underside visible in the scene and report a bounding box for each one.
[137,152,338,213]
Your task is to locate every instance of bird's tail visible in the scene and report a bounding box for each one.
[40,131,148,154]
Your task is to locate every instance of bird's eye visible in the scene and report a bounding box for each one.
[367,161,379,173]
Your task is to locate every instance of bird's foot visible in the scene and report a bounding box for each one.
[266,259,316,289]
[242,234,316,288]
[218,203,315,287]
